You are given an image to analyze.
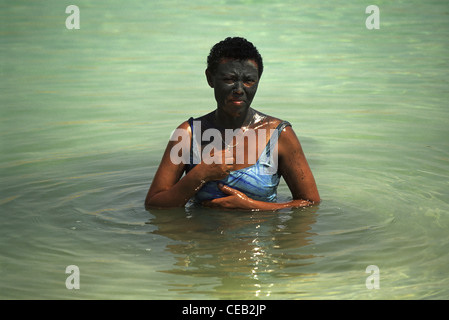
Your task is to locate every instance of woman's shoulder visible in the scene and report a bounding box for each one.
[252,109,291,130]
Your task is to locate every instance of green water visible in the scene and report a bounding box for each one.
[1,0,448,299]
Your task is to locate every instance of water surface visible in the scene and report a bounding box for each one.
[1,0,448,299]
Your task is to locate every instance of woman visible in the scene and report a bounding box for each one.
[145,37,320,210]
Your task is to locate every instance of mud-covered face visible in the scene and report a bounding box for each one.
[206,59,259,118]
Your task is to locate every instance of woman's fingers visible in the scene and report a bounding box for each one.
[218,183,239,196]
[202,184,250,210]
[202,185,235,207]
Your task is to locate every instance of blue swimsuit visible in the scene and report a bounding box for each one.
[186,117,291,203]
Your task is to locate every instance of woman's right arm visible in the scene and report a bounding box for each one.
[144,121,233,209]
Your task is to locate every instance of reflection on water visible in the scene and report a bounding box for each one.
[147,205,318,298]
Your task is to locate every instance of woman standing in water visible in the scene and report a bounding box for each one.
[145,37,319,210]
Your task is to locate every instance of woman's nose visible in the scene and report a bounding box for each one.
[232,81,244,95]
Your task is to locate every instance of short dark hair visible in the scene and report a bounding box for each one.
[206,37,263,78]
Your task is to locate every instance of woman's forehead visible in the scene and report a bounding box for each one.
[216,58,259,73]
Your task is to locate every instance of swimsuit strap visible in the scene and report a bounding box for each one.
[187,117,200,166]
[264,120,291,157]
[277,120,292,132]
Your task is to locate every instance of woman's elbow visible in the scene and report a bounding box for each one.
[144,192,187,209]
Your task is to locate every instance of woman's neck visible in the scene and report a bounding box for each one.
[214,107,255,130]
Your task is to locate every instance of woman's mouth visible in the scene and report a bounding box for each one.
[229,99,245,105]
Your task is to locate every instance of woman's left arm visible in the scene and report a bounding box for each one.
[277,125,320,204]
[203,125,320,211]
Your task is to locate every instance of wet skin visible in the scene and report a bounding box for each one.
[145,58,320,210]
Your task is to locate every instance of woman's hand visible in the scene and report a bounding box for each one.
[203,183,315,211]
[202,183,256,210]
[197,149,235,182]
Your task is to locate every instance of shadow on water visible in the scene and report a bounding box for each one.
[145,204,319,298]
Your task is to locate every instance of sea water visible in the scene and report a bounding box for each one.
[1,0,448,299]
